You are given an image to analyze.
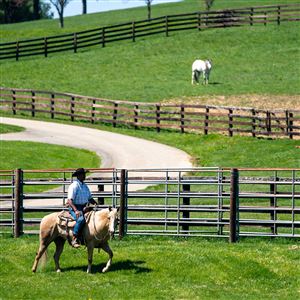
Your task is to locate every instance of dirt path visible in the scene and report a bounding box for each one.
[1,117,192,206]
[1,117,192,169]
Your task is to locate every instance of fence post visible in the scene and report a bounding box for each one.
[12,90,16,115]
[180,105,185,134]
[70,96,75,122]
[229,168,239,243]
[228,109,233,137]
[134,104,139,129]
[44,38,48,57]
[156,104,161,132]
[270,175,278,235]
[113,103,118,128]
[288,112,293,139]
[73,33,77,53]
[182,184,190,233]
[264,11,267,26]
[16,41,19,61]
[91,99,96,124]
[102,27,106,48]
[14,168,23,238]
[119,169,127,239]
[204,107,209,135]
[132,22,136,42]
[266,111,271,136]
[31,91,35,117]
[97,184,104,205]
[198,12,202,31]
[51,94,55,119]
[252,109,256,138]
[277,6,281,25]
[250,7,254,26]
[165,16,169,37]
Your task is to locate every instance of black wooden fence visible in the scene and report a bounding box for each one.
[0,4,299,61]
[0,168,299,241]
[1,87,299,139]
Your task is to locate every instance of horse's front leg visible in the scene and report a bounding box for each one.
[101,242,113,273]
[53,237,66,272]
[87,245,94,274]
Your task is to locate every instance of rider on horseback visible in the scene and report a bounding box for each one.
[67,168,97,248]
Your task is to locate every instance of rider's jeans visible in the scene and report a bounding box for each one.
[69,204,86,236]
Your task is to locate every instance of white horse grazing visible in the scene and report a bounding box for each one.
[191,59,212,85]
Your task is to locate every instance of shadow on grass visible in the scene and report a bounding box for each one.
[62,259,152,274]
[209,82,222,85]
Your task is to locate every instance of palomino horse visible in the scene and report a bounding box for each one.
[32,207,119,273]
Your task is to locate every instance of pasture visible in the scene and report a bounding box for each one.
[0,235,299,299]
[0,0,300,299]
[1,24,299,104]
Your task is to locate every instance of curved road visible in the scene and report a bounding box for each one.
[0,117,192,170]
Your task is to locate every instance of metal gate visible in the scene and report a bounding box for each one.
[0,167,299,241]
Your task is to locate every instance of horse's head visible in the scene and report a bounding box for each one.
[205,59,212,70]
[107,206,119,239]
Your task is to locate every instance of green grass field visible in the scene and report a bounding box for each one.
[1,24,299,104]
[0,123,24,134]
[0,235,299,300]
[0,131,100,171]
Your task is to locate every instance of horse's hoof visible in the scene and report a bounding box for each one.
[102,268,108,273]
[56,269,61,273]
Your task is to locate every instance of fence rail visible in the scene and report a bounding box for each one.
[1,87,299,139]
[0,168,299,241]
[0,4,299,61]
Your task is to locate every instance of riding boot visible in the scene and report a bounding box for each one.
[71,235,80,248]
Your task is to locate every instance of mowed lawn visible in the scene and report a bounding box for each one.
[0,235,299,300]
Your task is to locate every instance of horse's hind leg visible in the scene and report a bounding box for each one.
[101,242,113,273]
[53,237,66,273]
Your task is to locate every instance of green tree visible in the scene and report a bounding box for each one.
[0,0,52,23]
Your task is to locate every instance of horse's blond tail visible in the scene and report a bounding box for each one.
[39,249,48,270]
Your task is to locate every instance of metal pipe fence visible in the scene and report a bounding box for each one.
[0,168,299,241]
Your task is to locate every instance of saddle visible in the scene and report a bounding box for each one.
[56,208,95,245]
[57,211,76,229]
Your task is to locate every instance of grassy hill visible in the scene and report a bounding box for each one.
[1,22,299,106]
[1,0,299,41]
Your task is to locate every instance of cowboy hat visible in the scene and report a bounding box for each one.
[72,168,88,177]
